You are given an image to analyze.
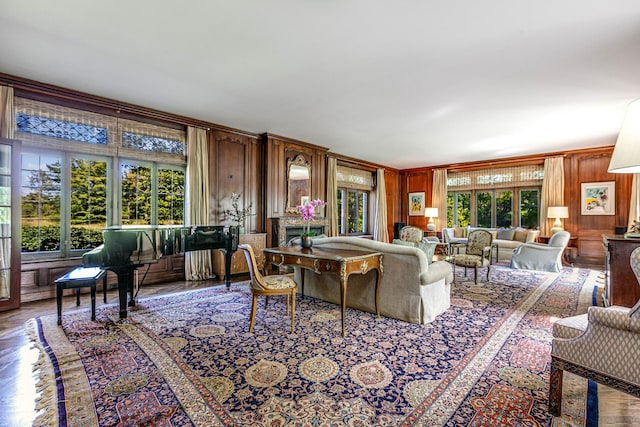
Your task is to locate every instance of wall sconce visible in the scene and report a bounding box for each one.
[424,207,438,231]
[548,206,569,235]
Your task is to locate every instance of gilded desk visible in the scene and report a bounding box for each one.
[263,246,383,336]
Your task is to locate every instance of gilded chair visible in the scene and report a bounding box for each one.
[510,231,570,272]
[451,229,493,284]
[238,244,298,333]
[549,246,640,416]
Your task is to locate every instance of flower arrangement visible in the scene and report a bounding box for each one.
[297,198,325,237]
[224,192,254,226]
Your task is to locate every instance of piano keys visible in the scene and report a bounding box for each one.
[82,225,238,319]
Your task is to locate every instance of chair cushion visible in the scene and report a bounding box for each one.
[552,313,588,339]
[453,254,489,268]
[260,275,297,290]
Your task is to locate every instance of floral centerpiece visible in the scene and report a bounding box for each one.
[297,199,325,247]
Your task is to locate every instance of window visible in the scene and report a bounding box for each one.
[15,97,186,259]
[336,165,374,236]
[337,189,368,234]
[446,165,543,228]
[447,192,470,227]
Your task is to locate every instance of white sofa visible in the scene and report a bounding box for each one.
[442,227,540,262]
[292,237,453,324]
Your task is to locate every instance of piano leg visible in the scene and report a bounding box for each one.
[113,266,138,319]
[224,250,233,290]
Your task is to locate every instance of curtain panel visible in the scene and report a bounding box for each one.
[432,169,447,231]
[374,168,389,242]
[540,156,565,237]
[185,127,213,280]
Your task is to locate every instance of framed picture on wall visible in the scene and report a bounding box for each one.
[581,181,615,215]
[408,192,425,216]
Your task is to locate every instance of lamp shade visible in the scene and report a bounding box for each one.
[608,99,640,173]
[424,207,438,218]
[548,206,568,219]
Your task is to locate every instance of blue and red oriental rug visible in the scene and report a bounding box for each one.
[30,265,600,426]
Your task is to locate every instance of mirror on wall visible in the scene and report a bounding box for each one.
[286,154,311,214]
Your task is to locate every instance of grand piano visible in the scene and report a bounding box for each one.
[83,225,239,319]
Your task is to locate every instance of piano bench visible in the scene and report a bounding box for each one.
[55,267,107,326]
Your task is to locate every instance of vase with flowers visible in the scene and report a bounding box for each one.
[297,198,325,248]
[224,192,254,234]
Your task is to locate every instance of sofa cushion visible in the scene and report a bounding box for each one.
[513,228,529,243]
[453,226,468,238]
[392,239,436,263]
[497,227,515,240]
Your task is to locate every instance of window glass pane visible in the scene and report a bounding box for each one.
[158,168,185,225]
[347,190,367,233]
[21,153,62,252]
[16,113,108,144]
[122,131,185,155]
[519,189,540,228]
[70,159,107,249]
[476,192,492,228]
[120,163,151,225]
[496,190,513,227]
[456,192,471,226]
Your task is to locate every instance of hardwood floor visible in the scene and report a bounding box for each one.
[1,273,639,426]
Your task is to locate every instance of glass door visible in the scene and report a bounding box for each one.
[0,138,20,311]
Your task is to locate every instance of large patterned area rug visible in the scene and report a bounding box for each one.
[29,265,601,426]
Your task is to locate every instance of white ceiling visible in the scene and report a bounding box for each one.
[2,1,640,169]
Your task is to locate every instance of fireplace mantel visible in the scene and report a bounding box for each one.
[272,216,329,246]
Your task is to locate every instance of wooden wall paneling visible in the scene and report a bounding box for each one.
[246,135,264,233]
[405,171,430,228]
[567,147,632,264]
[263,133,329,246]
[384,169,401,241]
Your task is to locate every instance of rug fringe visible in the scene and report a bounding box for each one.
[25,318,60,427]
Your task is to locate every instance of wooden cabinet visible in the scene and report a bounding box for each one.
[213,233,266,276]
[602,235,640,307]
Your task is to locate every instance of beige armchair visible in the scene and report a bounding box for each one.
[510,231,570,272]
[549,246,640,416]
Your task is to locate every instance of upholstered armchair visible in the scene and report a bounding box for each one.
[392,226,438,262]
[549,246,640,416]
[451,229,493,284]
[510,231,570,272]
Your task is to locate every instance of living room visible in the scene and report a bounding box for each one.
[2,2,640,426]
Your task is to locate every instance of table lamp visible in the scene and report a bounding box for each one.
[424,207,438,231]
[608,99,640,238]
[548,206,568,235]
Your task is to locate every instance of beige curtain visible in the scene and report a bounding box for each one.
[0,86,14,299]
[325,157,339,236]
[185,127,213,280]
[432,169,447,230]
[374,168,389,242]
[629,173,640,231]
[541,156,565,236]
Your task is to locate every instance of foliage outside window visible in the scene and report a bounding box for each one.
[446,165,543,229]
[15,97,186,259]
[337,188,368,235]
